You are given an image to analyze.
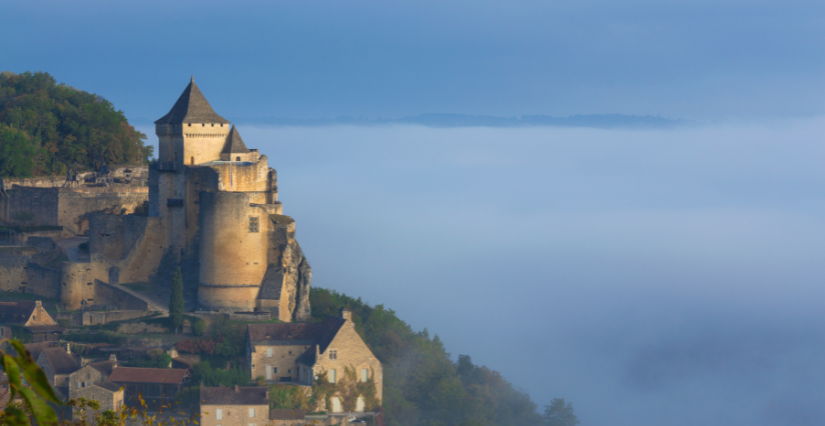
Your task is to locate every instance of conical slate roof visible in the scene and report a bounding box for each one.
[223,125,250,153]
[155,77,230,125]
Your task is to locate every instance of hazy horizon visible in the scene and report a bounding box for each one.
[137,119,825,425]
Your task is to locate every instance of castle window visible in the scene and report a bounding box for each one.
[249,217,259,233]
[212,123,215,127]
[329,350,337,360]
[236,156,241,161]
[188,123,191,127]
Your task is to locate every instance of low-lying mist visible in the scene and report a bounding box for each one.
[137,118,825,425]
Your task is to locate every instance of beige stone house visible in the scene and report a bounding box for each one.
[199,385,269,426]
[36,344,80,399]
[71,381,124,421]
[68,354,118,393]
[0,300,62,342]
[246,309,382,413]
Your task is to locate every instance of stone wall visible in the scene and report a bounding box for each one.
[25,263,61,298]
[0,187,149,236]
[93,280,149,311]
[116,322,168,334]
[83,310,156,326]
[249,343,310,383]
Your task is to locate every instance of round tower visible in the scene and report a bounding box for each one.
[198,191,268,311]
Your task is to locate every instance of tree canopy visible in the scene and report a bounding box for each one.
[0,71,153,177]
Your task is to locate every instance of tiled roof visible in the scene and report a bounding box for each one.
[154,77,229,125]
[41,348,79,375]
[0,301,35,324]
[200,385,268,405]
[270,409,306,420]
[248,316,345,355]
[93,381,123,393]
[222,126,250,153]
[21,342,56,360]
[89,360,117,376]
[108,367,187,385]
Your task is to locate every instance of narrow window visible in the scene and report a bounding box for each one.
[190,157,194,165]
[187,123,191,127]
[249,408,255,418]
[216,409,222,420]
[266,366,272,380]
[266,347,272,357]
[288,351,292,355]
[249,217,259,233]
[329,369,336,383]
[212,123,215,127]
[361,368,368,382]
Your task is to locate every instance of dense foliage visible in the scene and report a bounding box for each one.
[311,288,546,426]
[0,71,153,177]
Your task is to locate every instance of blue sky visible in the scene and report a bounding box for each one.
[4,0,825,121]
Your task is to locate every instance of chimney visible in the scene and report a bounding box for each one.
[235,385,240,393]
[65,343,71,354]
[341,309,352,322]
[35,301,42,308]
[109,353,117,365]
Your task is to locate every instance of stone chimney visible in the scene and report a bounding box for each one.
[109,353,117,365]
[35,301,42,308]
[65,343,71,354]
[341,308,352,322]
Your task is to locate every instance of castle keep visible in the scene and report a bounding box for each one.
[0,78,312,322]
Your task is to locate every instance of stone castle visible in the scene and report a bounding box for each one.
[0,78,311,322]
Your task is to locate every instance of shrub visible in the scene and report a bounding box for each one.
[193,319,206,336]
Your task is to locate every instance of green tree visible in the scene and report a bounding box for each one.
[169,267,184,332]
[0,125,34,177]
[543,398,580,426]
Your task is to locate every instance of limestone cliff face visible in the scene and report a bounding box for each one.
[277,238,312,322]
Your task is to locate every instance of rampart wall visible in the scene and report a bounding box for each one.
[0,187,149,235]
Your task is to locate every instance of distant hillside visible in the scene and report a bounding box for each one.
[225,113,693,128]
[0,71,152,178]
[311,287,550,426]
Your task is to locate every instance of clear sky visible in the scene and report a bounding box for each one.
[3,0,825,121]
[6,1,825,424]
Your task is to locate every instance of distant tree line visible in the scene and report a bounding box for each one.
[0,71,153,178]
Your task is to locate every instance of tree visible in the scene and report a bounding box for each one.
[0,125,34,177]
[543,398,580,426]
[169,267,184,332]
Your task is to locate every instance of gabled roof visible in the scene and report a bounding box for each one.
[108,367,187,385]
[154,77,230,125]
[248,316,346,353]
[18,342,58,360]
[200,385,268,406]
[0,301,36,325]
[41,348,79,375]
[222,126,250,153]
[89,360,117,376]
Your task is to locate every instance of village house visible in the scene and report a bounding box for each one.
[36,344,80,400]
[71,381,124,421]
[0,300,63,342]
[68,354,118,392]
[200,385,269,426]
[246,309,382,413]
[107,367,188,406]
